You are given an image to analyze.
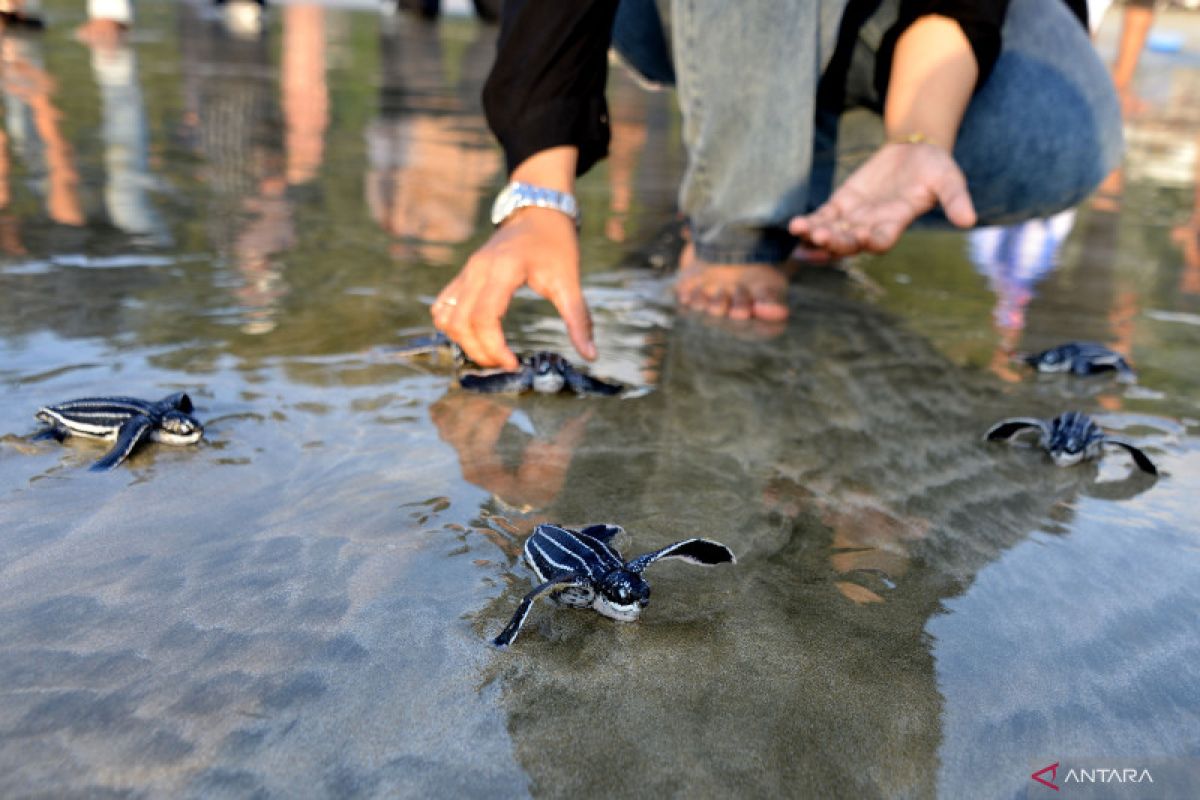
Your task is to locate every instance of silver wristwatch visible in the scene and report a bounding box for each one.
[490,181,580,227]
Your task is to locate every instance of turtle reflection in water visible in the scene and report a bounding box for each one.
[1019,341,1135,381]
[389,331,466,367]
[34,392,204,471]
[460,352,623,397]
[392,332,622,396]
[493,523,736,648]
[984,410,1157,475]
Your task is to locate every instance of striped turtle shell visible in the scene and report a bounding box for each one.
[493,523,735,647]
[34,392,204,471]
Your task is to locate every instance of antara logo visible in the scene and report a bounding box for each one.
[1031,763,1060,791]
[1031,762,1154,790]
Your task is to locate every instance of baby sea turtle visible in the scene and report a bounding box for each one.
[34,392,204,471]
[493,523,736,647]
[460,352,623,396]
[1020,341,1135,381]
[984,410,1157,475]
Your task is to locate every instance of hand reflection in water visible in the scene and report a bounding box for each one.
[430,393,591,514]
[763,476,929,605]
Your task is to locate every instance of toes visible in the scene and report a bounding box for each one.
[681,284,707,311]
[751,287,789,321]
[728,286,753,320]
[674,263,789,321]
[706,288,732,317]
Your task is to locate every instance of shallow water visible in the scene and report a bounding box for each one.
[1,3,1199,798]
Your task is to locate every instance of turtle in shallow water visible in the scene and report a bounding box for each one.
[493,523,736,647]
[460,352,623,396]
[984,410,1157,475]
[1019,341,1135,381]
[34,392,204,471]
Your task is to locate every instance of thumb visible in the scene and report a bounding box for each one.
[934,163,977,229]
[550,284,596,361]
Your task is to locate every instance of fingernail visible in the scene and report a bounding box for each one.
[584,342,597,360]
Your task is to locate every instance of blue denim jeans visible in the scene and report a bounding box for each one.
[612,0,1123,264]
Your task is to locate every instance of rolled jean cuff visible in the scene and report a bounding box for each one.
[692,227,796,265]
[89,0,132,23]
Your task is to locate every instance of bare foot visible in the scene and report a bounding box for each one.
[789,141,975,256]
[674,243,789,321]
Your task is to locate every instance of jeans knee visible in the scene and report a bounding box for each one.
[958,51,1123,225]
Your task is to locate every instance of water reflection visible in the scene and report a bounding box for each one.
[0,34,83,228]
[365,14,498,265]
[480,289,1095,795]
[1170,130,1200,294]
[178,2,291,334]
[0,4,1195,797]
[281,5,328,187]
[430,392,591,516]
[970,213,1076,382]
[83,22,170,246]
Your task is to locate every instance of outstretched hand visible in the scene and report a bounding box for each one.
[788,142,976,256]
[432,208,595,370]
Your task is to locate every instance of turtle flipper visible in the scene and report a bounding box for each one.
[159,392,194,414]
[492,572,587,648]
[627,538,736,574]
[90,415,154,472]
[984,417,1049,442]
[459,370,533,394]
[31,425,68,443]
[1073,357,1121,377]
[562,368,623,397]
[576,524,624,544]
[1104,438,1158,476]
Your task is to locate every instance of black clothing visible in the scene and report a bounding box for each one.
[482,1,1088,178]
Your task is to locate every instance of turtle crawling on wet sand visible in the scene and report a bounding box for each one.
[1019,341,1135,381]
[984,410,1157,475]
[461,352,623,397]
[493,523,736,647]
[34,392,204,471]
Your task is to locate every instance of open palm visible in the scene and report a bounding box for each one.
[789,142,976,256]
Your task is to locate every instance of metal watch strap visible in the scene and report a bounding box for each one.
[491,181,580,227]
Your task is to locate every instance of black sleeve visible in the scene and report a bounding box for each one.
[876,0,1011,100]
[482,0,620,178]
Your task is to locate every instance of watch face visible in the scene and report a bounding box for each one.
[491,184,517,226]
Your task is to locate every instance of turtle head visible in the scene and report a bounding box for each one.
[1029,348,1069,372]
[593,569,650,622]
[1047,412,1098,466]
[157,411,204,445]
[529,352,567,394]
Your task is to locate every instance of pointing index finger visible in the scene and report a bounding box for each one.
[549,284,596,361]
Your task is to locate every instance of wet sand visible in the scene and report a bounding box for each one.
[1,2,1199,798]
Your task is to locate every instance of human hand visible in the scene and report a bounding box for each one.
[432,208,593,369]
[788,142,976,256]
